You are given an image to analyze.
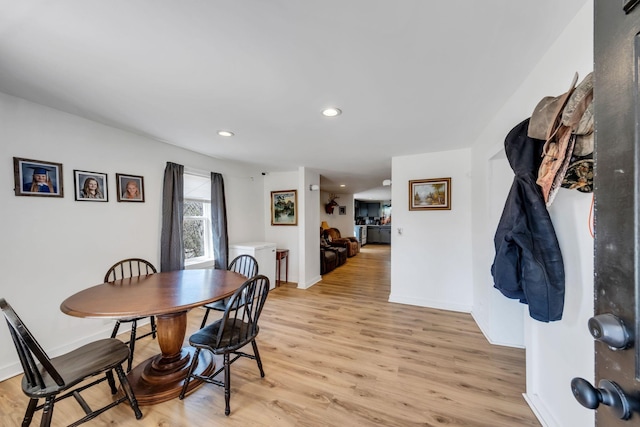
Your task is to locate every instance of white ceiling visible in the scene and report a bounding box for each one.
[0,1,587,199]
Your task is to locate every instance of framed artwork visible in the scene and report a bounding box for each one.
[13,157,64,197]
[271,189,297,225]
[74,170,108,202]
[339,206,346,215]
[409,177,451,211]
[116,173,145,202]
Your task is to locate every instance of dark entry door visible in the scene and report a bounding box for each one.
[572,1,640,425]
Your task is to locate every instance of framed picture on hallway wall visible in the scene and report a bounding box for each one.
[271,189,297,225]
[116,173,145,202]
[13,157,64,197]
[409,177,451,211]
[74,170,108,201]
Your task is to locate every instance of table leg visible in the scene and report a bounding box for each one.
[126,311,214,405]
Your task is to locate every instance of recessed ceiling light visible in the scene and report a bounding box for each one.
[217,130,234,137]
[340,184,346,187]
[322,107,342,117]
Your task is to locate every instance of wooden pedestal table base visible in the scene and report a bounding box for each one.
[60,269,247,405]
[125,311,214,405]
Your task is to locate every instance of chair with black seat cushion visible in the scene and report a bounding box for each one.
[179,274,270,416]
[0,298,143,427]
[320,246,338,274]
[199,254,259,328]
[104,258,157,372]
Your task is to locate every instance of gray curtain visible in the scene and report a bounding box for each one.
[211,172,229,269]
[161,162,184,271]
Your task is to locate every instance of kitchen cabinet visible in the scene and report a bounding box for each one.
[367,226,380,243]
[379,227,391,244]
[355,201,386,219]
[367,203,380,217]
[358,203,379,218]
[366,226,391,244]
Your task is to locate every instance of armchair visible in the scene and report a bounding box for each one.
[324,227,359,257]
[320,247,338,274]
[320,228,347,274]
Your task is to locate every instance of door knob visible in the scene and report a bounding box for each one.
[588,313,632,350]
[571,377,638,420]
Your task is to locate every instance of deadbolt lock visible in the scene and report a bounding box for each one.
[588,313,632,350]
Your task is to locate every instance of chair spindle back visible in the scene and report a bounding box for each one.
[1,298,65,389]
[104,258,157,282]
[216,275,269,351]
[228,254,258,278]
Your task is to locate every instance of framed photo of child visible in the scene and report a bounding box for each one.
[74,170,108,202]
[13,157,64,198]
[116,173,145,202]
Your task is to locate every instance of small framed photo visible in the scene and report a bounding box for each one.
[74,170,108,202]
[271,189,297,225]
[116,173,144,202]
[339,206,346,215]
[409,177,451,211]
[14,157,64,197]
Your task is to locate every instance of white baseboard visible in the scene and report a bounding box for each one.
[523,392,558,427]
[388,294,472,313]
[298,275,321,289]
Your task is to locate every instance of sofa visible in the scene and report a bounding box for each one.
[323,227,359,257]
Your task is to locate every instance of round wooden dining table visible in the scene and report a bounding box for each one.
[60,269,247,405]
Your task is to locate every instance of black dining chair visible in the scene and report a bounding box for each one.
[104,258,157,371]
[0,298,143,427]
[179,275,270,416]
[199,254,259,328]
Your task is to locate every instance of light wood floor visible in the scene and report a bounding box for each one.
[0,244,540,426]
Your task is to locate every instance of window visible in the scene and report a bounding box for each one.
[183,174,214,266]
[184,200,212,260]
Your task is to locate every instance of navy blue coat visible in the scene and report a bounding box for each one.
[491,118,565,322]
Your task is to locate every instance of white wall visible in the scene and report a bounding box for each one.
[262,169,322,288]
[0,92,265,379]
[263,171,300,284]
[299,167,321,288]
[471,150,525,347]
[470,2,594,426]
[390,148,473,312]
[320,190,356,238]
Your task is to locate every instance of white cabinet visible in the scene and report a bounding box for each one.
[229,242,277,289]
